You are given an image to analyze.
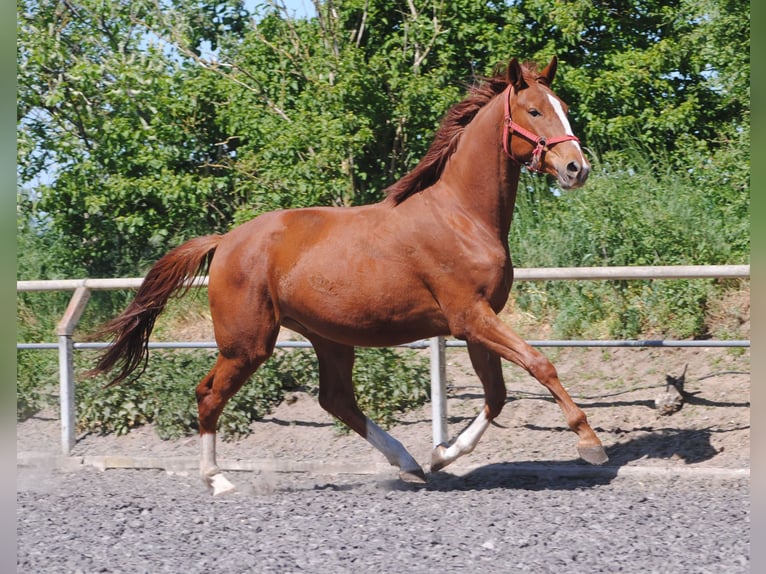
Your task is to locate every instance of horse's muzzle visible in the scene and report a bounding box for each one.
[557,159,590,189]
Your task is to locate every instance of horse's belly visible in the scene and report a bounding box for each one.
[278,273,448,346]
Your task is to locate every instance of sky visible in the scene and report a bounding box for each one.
[245,0,316,20]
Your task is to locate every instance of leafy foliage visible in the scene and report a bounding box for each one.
[18,0,749,276]
[327,347,430,431]
[510,149,749,339]
[46,346,428,440]
[18,0,748,278]
[17,0,247,276]
[16,350,58,420]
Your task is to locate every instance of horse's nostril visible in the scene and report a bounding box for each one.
[561,160,590,187]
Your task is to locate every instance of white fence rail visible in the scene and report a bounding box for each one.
[16,265,750,455]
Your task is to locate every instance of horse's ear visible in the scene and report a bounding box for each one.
[506,58,527,91]
[539,56,558,86]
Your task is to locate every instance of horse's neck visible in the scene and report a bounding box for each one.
[439,95,520,239]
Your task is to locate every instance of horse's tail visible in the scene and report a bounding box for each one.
[88,235,222,386]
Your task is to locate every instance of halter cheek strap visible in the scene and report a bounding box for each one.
[502,85,580,172]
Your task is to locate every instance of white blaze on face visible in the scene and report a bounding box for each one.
[547,93,575,135]
[547,93,586,161]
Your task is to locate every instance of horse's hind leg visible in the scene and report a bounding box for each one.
[431,343,506,472]
[309,336,426,483]
[195,351,269,495]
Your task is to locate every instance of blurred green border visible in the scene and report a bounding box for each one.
[750,0,763,562]
[2,8,15,415]
[2,0,15,564]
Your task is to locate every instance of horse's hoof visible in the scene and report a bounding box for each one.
[577,444,609,465]
[399,467,427,484]
[206,472,238,496]
[430,443,450,473]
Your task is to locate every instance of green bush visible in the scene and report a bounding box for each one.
[73,348,299,440]
[16,349,58,420]
[16,291,70,420]
[70,345,428,441]
[341,347,430,431]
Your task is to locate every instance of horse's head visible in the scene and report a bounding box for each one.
[503,57,590,189]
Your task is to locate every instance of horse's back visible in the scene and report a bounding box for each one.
[212,204,383,273]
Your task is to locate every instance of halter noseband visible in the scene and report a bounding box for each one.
[502,84,580,172]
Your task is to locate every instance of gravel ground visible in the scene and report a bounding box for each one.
[17,464,749,573]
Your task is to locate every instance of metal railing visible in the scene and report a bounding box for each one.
[17,264,750,455]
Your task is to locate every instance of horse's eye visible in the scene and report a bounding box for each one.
[529,109,541,117]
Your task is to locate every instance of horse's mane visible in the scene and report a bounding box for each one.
[384,62,541,205]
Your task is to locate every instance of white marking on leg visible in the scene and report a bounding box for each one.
[200,432,236,495]
[200,432,218,474]
[432,410,490,470]
[365,418,422,474]
[209,473,236,496]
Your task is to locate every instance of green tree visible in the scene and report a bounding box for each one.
[17,0,248,277]
[211,0,511,221]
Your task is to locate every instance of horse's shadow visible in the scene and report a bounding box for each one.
[300,424,743,495]
[285,378,749,493]
[265,418,333,429]
[417,424,743,492]
[403,376,749,491]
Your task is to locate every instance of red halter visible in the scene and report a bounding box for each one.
[502,84,580,172]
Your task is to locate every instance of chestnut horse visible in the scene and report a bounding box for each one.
[91,57,607,494]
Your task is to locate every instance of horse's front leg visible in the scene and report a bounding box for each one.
[451,304,608,466]
[431,343,506,472]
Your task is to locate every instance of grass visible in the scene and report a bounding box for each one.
[509,153,749,341]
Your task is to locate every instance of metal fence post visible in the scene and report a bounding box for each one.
[57,334,76,454]
[430,336,448,447]
[55,286,91,455]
